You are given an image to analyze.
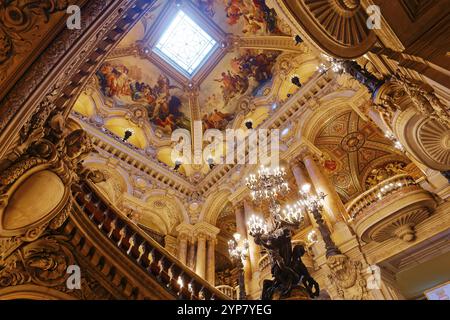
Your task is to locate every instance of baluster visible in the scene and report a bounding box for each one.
[188,279,196,300]
[175,272,186,298]
[117,224,128,247]
[137,242,147,265]
[98,208,110,230]
[108,216,118,239]
[198,286,206,300]
[167,263,180,292]
[130,235,143,260]
[87,201,96,221]
[90,194,101,208]
[157,256,171,285]
[127,232,136,256]
[147,248,160,276]
[83,192,92,203]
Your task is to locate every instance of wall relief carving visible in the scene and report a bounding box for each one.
[0,0,70,70]
[0,109,93,260]
[327,254,368,300]
[0,236,115,300]
[365,161,407,189]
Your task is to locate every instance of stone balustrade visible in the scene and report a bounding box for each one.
[345,174,436,243]
[72,179,228,300]
[258,254,271,273]
[257,254,272,289]
[215,285,239,300]
[346,174,419,221]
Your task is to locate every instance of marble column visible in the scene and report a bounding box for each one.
[206,237,216,285]
[234,203,252,289]
[193,222,220,281]
[300,148,348,224]
[187,239,196,270]
[177,234,188,265]
[176,223,193,267]
[243,199,262,275]
[290,160,319,228]
[195,234,207,278]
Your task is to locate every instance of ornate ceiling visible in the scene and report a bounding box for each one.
[71,0,320,181]
[314,110,410,202]
[68,0,414,242]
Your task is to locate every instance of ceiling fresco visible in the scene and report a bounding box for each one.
[96,57,191,135]
[200,48,280,131]
[314,110,411,203]
[72,0,319,179]
[193,0,288,36]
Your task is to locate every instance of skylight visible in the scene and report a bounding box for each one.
[153,10,217,77]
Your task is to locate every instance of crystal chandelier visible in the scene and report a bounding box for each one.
[227,233,249,300]
[227,233,249,264]
[245,165,303,236]
[246,165,289,203]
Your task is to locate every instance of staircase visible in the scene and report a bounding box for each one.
[71,179,228,300]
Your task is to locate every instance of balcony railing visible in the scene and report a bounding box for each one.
[258,254,271,273]
[216,285,239,299]
[72,179,228,300]
[346,174,419,221]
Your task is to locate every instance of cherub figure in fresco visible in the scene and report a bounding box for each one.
[149,74,177,122]
[211,109,234,129]
[114,65,130,95]
[223,0,281,35]
[252,52,277,81]
[214,71,249,104]
[97,63,113,96]
[224,0,248,25]
[252,0,278,33]
[202,109,234,131]
[242,14,264,34]
[96,63,190,135]
[214,71,234,89]
[96,63,130,97]
[231,50,278,83]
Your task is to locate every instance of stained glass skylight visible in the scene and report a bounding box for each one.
[153,10,217,77]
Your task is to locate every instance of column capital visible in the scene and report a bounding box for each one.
[193,221,220,239]
[232,202,245,212]
[178,233,189,241]
[175,222,194,238]
[298,145,318,160]
[288,157,301,167]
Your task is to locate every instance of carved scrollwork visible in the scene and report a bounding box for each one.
[0,109,93,251]
[376,75,450,129]
[327,254,368,300]
[0,0,70,76]
[0,237,74,288]
[393,76,450,128]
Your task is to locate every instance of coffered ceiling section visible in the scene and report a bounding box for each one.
[314,110,411,203]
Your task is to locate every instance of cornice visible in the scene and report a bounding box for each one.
[72,114,195,197]
[193,221,220,239]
